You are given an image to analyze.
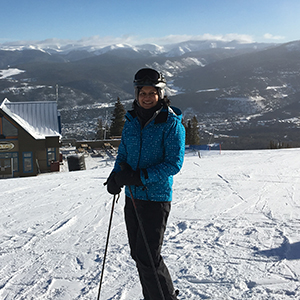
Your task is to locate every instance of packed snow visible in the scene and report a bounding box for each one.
[1,148,300,299]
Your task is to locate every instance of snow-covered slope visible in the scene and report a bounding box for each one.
[1,148,300,299]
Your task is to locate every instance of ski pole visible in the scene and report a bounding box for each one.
[127,186,166,300]
[97,193,119,300]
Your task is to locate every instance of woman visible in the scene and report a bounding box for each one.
[106,68,185,300]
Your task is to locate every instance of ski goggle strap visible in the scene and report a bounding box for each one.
[134,68,163,85]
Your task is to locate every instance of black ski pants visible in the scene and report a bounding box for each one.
[124,196,178,300]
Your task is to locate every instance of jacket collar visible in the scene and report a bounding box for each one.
[127,108,168,125]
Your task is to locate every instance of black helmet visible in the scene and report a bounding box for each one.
[134,68,166,100]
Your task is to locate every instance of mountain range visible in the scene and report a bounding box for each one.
[1,39,300,149]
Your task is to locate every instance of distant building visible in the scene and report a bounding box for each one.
[0,99,61,178]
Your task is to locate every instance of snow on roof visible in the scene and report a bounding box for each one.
[0,98,61,139]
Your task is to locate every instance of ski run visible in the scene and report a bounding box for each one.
[1,148,300,299]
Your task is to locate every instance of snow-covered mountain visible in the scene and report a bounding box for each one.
[0,39,273,57]
[1,39,300,148]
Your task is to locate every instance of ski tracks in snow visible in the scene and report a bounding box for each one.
[168,151,300,299]
[0,167,130,300]
[1,150,300,299]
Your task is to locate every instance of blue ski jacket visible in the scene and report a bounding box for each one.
[113,106,185,202]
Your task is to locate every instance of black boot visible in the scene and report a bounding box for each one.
[171,289,179,299]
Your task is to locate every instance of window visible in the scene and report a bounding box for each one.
[0,115,18,138]
[47,148,56,166]
[0,152,18,172]
[23,152,33,173]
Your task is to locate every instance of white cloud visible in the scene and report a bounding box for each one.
[44,33,254,48]
[131,33,254,45]
[263,33,285,40]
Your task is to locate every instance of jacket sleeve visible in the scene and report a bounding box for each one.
[140,119,185,184]
[112,126,127,174]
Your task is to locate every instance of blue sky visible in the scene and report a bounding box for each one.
[1,0,299,45]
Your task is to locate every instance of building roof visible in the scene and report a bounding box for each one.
[0,98,61,139]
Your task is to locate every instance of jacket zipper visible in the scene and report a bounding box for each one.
[133,107,163,200]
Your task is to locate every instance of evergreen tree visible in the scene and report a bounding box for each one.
[109,98,126,137]
[184,115,200,145]
[190,116,200,145]
[184,119,192,145]
[95,118,103,140]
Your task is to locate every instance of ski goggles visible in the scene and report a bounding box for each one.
[134,68,162,85]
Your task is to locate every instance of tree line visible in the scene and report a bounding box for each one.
[95,99,201,145]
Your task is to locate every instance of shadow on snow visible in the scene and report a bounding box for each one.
[254,241,300,260]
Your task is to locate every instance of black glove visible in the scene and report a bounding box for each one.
[104,172,122,195]
[114,162,143,187]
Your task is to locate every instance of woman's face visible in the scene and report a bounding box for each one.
[138,86,159,109]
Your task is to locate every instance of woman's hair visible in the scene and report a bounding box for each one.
[161,95,171,107]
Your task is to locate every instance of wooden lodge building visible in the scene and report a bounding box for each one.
[0,99,61,178]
